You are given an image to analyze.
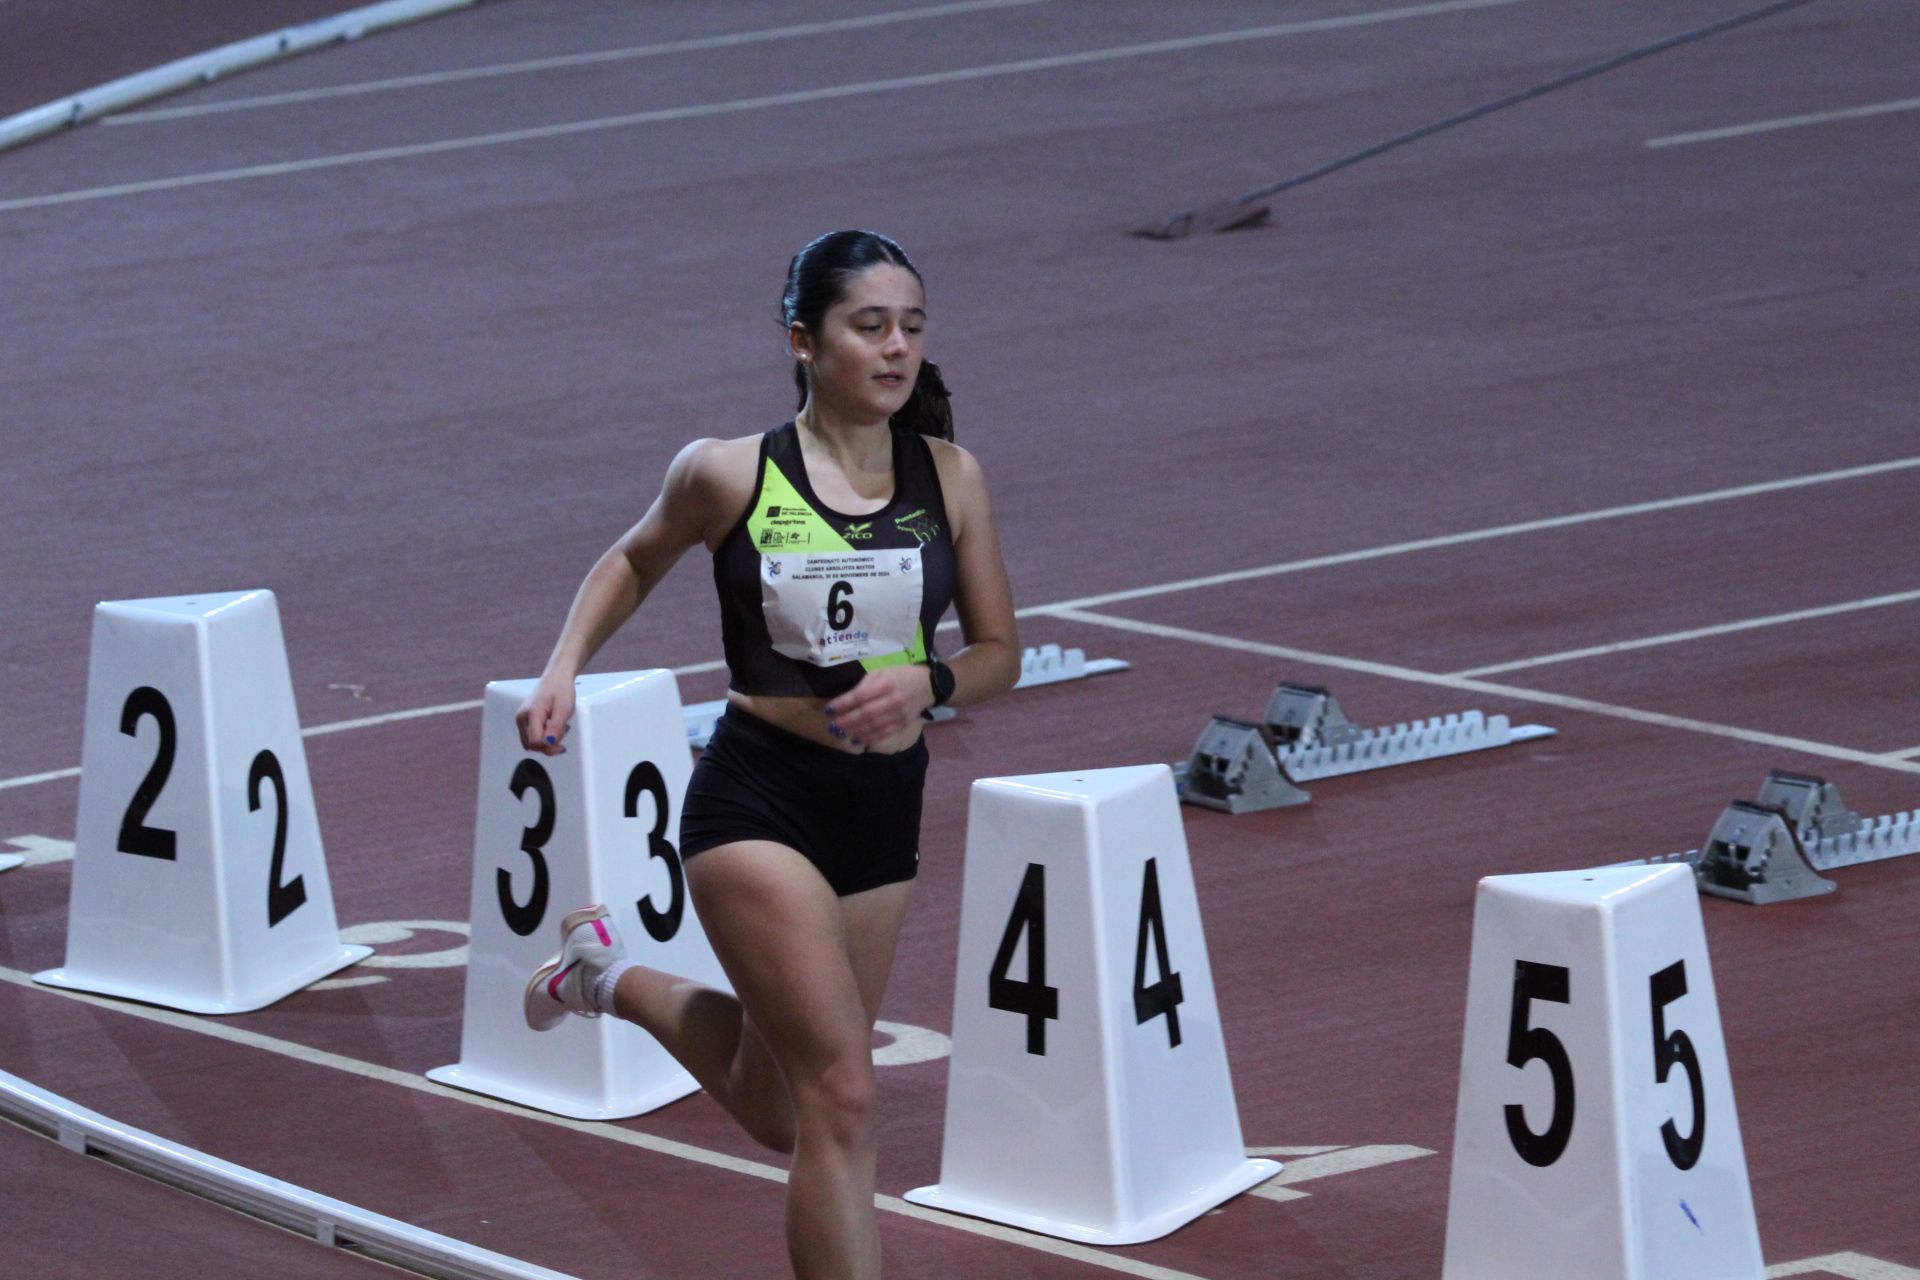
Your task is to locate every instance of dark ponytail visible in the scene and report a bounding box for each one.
[780,229,954,441]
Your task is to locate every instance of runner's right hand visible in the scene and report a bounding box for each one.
[516,677,574,755]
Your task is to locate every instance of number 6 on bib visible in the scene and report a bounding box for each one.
[1442,864,1764,1279]
[906,765,1277,1243]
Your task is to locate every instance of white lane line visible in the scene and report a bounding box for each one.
[1450,589,1920,678]
[0,0,1529,214]
[107,0,1054,124]
[301,696,482,735]
[1647,96,1920,148]
[5,452,1917,793]
[0,968,1217,1280]
[1883,745,1920,761]
[1767,1253,1920,1280]
[1041,606,1920,777]
[1247,1144,1433,1202]
[1028,455,1920,616]
[0,657,728,792]
[0,767,81,793]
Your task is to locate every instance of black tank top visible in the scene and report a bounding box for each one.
[713,421,956,697]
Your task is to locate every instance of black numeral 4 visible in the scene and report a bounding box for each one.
[1132,859,1184,1047]
[988,863,1060,1055]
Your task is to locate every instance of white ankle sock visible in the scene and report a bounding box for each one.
[592,960,637,1014]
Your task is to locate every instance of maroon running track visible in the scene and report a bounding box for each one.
[2,2,1917,1277]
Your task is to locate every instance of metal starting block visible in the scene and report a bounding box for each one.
[1264,682,1556,781]
[1173,717,1311,814]
[1623,769,1920,904]
[682,644,1130,749]
[1694,800,1835,905]
[1172,681,1555,810]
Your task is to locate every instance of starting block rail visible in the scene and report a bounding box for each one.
[683,644,1128,749]
[1174,682,1555,813]
[1618,770,1920,904]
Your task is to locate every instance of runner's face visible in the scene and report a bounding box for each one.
[796,264,925,424]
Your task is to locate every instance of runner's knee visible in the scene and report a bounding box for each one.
[791,1053,875,1147]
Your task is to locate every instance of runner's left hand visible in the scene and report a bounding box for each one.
[825,664,935,746]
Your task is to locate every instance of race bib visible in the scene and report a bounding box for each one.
[762,548,925,666]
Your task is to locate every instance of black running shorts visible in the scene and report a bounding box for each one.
[679,707,927,897]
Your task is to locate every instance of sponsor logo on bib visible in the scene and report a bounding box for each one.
[893,509,942,544]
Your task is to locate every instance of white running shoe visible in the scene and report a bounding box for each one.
[524,905,625,1032]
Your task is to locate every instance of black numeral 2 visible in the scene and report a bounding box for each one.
[117,687,178,861]
[114,687,307,928]
[626,761,685,942]
[250,750,307,927]
[499,759,554,937]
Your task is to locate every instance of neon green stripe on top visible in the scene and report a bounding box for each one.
[746,455,928,672]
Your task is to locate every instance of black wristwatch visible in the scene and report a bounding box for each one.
[924,652,956,707]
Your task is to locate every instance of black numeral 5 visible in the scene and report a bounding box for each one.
[1504,960,1576,1168]
[1650,960,1706,1170]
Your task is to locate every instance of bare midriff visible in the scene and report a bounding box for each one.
[726,690,925,756]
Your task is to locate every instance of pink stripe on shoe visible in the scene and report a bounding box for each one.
[592,919,611,946]
[547,961,578,1000]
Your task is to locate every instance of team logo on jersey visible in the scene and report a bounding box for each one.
[893,509,942,544]
[842,521,875,541]
[765,505,782,517]
[760,528,809,548]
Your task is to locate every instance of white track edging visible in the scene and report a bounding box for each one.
[0,1067,579,1280]
[0,0,484,153]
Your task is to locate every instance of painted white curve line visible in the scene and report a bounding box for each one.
[0,0,1529,214]
[0,966,1223,1280]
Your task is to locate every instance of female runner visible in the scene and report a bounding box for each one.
[513,229,1018,1279]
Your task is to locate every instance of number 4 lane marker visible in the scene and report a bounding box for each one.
[1245,1144,1435,1201]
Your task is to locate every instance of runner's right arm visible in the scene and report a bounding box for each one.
[516,439,729,754]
